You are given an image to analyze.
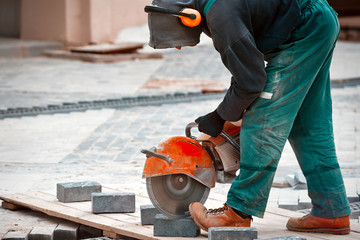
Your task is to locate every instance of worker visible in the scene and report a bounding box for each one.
[145,0,351,234]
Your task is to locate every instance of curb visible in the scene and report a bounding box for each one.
[0,77,359,120]
[0,91,226,119]
[331,77,360,88]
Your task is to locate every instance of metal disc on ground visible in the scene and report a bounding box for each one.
[146,174,210,219]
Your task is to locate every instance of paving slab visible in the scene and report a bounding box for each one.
[208,227,258,240]
[78,225,102,240]
[153,214,200,237]
[28,225,56,240]
[2,229,31,240]
[298,190,312,209]
[57,181,101,203]
[53,222,79,240]
[140,204,160,225]
[91,192,135,213]
[0,38,63,58]
[278,189,299,211]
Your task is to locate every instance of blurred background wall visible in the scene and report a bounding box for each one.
[327,0,360,16]
[0,0,359,46]
[0,0,150,46]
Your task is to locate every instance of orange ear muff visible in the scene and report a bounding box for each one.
[179,8,201,27]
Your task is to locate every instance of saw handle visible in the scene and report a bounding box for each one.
[185,122,240,152]
[185,122,198,139]
[141,148,174,164]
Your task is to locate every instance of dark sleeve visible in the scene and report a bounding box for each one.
[216,32,267,121]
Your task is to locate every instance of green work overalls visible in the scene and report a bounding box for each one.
[227,0,352,218]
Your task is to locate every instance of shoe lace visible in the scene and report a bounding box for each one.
[206,204,229,215]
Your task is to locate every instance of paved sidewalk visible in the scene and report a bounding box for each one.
[0,26,360,238]
[0,85,359,232]
[0,85,359,200]
[1,34,360,110]
[0,37,63,58]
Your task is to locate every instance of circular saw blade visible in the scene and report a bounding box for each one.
[146,174,210,219]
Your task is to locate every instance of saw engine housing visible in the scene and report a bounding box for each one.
[195,122,240,182]
[142,122,241,218]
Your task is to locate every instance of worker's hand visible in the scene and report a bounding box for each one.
[195,110,225,138]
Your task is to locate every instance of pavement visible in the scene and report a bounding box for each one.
[0,24,360,239]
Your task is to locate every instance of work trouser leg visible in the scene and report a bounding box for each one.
[288,47,350,219]
[226,0,350,218]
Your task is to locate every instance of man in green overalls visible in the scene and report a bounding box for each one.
[145,0,351,234]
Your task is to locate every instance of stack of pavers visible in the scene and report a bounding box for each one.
[140,204,201,237]
[59,181,204,238]
[2,181,135,240]
[57,181,136,214]
[56,181,303,239]
[140,205,260,239]
[56,181,135,239]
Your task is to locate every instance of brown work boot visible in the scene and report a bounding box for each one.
[286,214,350,235]
[189,202,252,232]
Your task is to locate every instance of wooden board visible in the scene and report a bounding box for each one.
[70,43,145,54]
[1,187,360,240]
[44,50,162,63]
[1,201,27,210]
[142,79,226,92]
[339,17,360,29]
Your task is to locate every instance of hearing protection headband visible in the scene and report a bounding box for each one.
[145,5,195,19]
[145,5,201,27]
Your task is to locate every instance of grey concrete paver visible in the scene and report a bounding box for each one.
[140,204,160,225]
[91,192,135,213]
[154,214,200,237]
[208,227,258,240]
[57,181,101,203]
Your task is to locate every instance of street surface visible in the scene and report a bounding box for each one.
[0,30,360,238]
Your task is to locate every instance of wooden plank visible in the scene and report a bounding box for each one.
[44,50,162,63]
[352,224,360,233]
[199,192,360,239]
[0,192,156,240]
[253,212,360,240]
[1,201,27,210]
[33,191,208,240]
[1,191,359,240]
[266,206,304,218]
[263,207,360,239]
[253,212,325,240]
[339,17,360,29]
[103,230,127,239]
[101,188,323,239]
[70,43,144,54]
[0,192,207,240]
[142,79,226,92]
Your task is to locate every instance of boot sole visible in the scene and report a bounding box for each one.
[189,203,209,232]
[287,224,351,235]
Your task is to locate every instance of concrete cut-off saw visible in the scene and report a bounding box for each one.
[141,121,241,219]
